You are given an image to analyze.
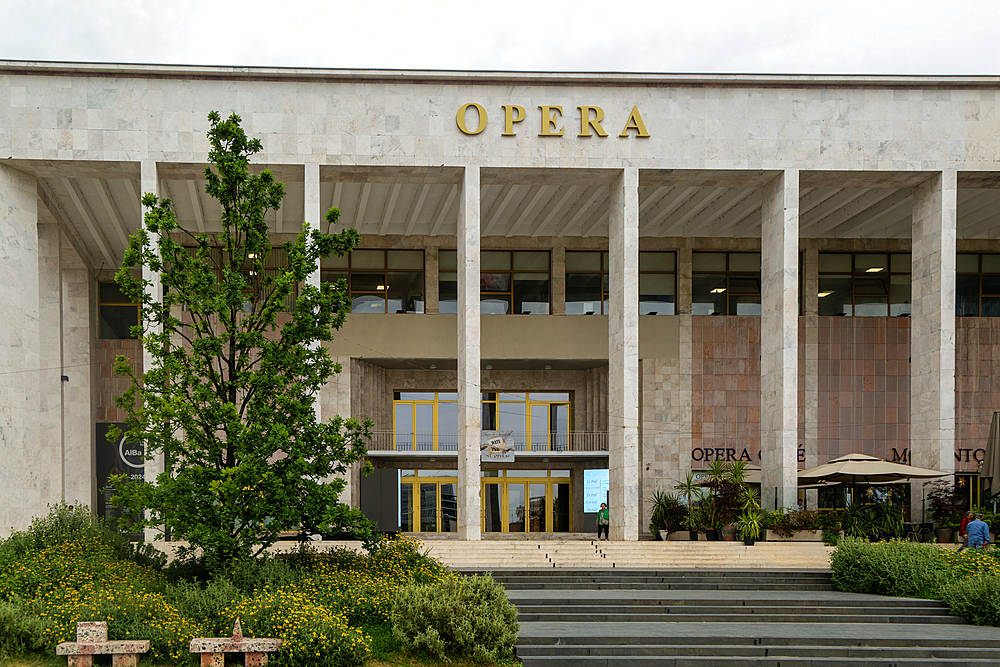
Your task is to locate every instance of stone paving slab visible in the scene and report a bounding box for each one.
[517,621,1000,641]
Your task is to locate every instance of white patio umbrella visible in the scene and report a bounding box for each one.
[797,452,948,486]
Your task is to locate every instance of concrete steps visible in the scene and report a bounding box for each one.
[496,568,1000,666]
[425,539,834,569]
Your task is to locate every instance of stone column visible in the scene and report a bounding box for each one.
[760,170,799,511]
[800,246,819,508]
[608,167,640,541]
[37,223,63,510]
[551,243,566,315]
[141,161,164,542]
[425,247,439,314]
[457,166,481,540]
[304,164,322,293]
[61,238,95,509]
[677,247,693,315]
[0,163,41,537]
[910,171,956,521]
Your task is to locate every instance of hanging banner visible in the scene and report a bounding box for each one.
[481,431,515,463]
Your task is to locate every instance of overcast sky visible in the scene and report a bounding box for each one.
[2,0,999,75]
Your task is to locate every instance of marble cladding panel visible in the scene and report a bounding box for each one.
[96,340,142,423]
[3,73,1000,171]
[0,162,41,537]
[813,317,911,463]
[639,356,686,536]
[689,316,761,460]
[955,318,1000,470]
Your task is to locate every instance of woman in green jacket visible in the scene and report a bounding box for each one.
[597,503,609,540]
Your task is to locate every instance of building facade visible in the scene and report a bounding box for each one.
[2,62,999,540]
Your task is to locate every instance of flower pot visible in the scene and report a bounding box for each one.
[688,530,699,541]
[935,527,954,543]
[743,537,756,546]
[720,525,738,542]
[706,529,720,541]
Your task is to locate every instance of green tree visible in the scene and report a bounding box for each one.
[110,111,371,569]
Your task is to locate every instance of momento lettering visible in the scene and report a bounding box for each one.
[457,103,650,138]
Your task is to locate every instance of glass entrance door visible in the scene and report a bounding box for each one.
[399,470,458,533]
[477,470,572,533]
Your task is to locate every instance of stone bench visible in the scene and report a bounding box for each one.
[190,619,282,666]
[56,621,150,666]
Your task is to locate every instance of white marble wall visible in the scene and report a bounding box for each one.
[608,168,640,540]
[456,166,481,540]
[910,171,957,516]
[0,162,41,536]
[760,170,799,510]
[639,356,688,534]
[3,69,1000,172]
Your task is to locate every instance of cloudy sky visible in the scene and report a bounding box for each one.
[2,0,999,74]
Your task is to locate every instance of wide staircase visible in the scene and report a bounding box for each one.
[424,539,834,569]
[457,568,1000,666]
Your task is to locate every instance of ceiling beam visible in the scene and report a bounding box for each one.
[185,180,206,234]
[60,178,116,268]
[483,184,522,236]
[38,181,97,272]
[429,185,458,236]
[532,186,579,237]
[404,185,430,236]
[956,191,1000,237]
[379,183,403,235]
[654,187,725,236]
[353,183,372,230]
[559,187,607,237]
[506,185,552,237]
[798,187,842,216]
[639,186,698,234]
[693,189,761,237]
[665,187,747,237]
[92,179,130,248]
[822,190,913,238]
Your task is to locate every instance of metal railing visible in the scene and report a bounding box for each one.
[365,431,608,453]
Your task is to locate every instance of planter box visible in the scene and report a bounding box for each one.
[765,529,824,542]
[664,531,697,541]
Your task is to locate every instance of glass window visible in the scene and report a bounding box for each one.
[818,253,910,317]
[99,282,139,339]
[440,250,550,315]
[567,250,675,315]
[692,252,761,316]
[322,249,424,313]
[958,253,1000,317]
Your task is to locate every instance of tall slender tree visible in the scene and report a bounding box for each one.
[110,111,370,569]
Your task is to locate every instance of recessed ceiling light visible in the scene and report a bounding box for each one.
[710,288,726,294]
[429,364,437,369]
[865,267,883,273]
[376,285,386,290]
[544,364,552,370]
[818,291,834,297]
[485,364,493,370]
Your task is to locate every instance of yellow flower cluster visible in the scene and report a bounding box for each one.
[0,535,204,663]
[940,547,1000,579]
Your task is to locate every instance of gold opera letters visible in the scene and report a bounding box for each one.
[457,103,650,138]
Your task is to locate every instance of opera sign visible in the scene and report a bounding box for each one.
[457,103,650,138]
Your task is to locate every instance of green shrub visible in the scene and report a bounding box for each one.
[165,577,243,634]
[392,573,518,664]
[830,537,946,598]
[227,586,369,667]
[941,572,1000,626]
[0,597,48,658]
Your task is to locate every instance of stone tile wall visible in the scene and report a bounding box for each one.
[96,340,141,423]
[689,316,761,463]
[955,318,1000,471]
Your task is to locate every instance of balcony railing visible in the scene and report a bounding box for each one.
[365,431,609,453]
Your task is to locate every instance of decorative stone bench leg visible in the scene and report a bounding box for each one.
[245,652,269,666]
[200,653,224,666]
[67,658,93,667]
[113,654,139,667]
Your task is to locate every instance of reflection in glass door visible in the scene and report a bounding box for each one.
[441,483,457,532]
[529,483,546,532]
[551,404,569,451]
[400,483,413,532]
[508,483,525,532]
[552,483,570,532]
[483,483,502,532]
[420,483,437,532]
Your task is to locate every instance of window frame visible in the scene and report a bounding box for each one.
[321,248,425,314]
[817,252,911,317]
[98,281,140,339]
[564,250,677,315]
[691,251,761,316]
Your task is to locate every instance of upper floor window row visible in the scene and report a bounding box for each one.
[439,250,550,315]
[957,254,1000,317]
[818,253,911,317]
[692,252,760,316]
[321,249,424,314]
[565,251,675,315]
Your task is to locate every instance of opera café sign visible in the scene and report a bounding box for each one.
[456,103,650,138]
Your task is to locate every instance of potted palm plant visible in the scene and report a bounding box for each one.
[736,486,765,546]
[675,473,704,540]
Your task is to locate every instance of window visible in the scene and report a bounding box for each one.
[692,252,761,315]
[183,246,297,312]
[439,250,550,314]
[818,253,911,317]
[321,249,424,314]
[99,282,139,339]
[957,254,1000,317]
[565,251,676,315]
[393,391,572,451]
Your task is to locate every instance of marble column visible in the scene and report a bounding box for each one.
[141,161,164,542]
[303,164,322,292]
[608,168,640,541]
[425,247,439,314]
[801,246,819,508]
[551,244,566,315]
[910,171,956,520]
[37,223,65,512]
[0,162,41,536]
[676,247,693,315]
[457,166,481,540]
[760,170,799,511]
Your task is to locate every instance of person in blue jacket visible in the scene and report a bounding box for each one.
[966,513,991,550]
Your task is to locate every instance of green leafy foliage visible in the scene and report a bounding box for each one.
[0,598,48,659]
[941,573,1000,626]
[648,491,688,535]
[392,574,519,663]
[830,537,947,599]
[108,112,371,570]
